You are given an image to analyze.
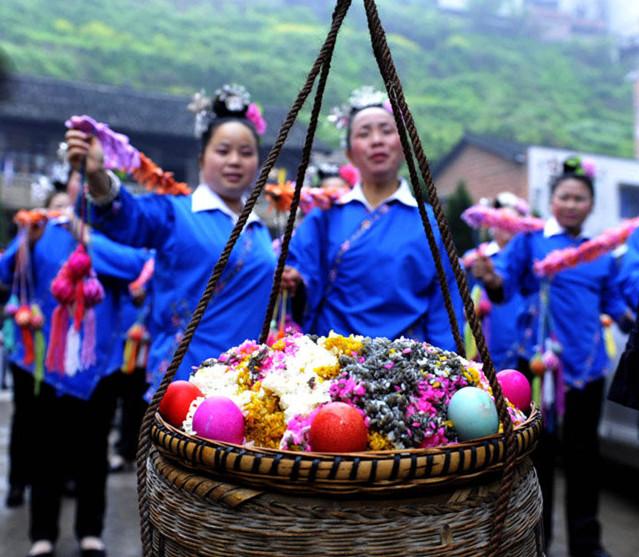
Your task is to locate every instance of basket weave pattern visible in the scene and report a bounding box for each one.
[148,449,542,556]
[151,409,541,495]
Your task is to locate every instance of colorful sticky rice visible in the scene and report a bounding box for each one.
[183,333,527,451]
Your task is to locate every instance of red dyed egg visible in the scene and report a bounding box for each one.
[159,380,204,428]
[309,402,368,453]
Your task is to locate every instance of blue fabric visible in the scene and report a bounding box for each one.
[618,228,639,309]
[287,200,463,351]
[492,230,628,387]
[465,251,530,371]
[89,187,276,397]
[0,224,147,399]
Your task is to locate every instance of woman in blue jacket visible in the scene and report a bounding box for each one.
[65,84,276,398]
[0,207,147,557]
[472,157,630,557]
[282,87,462,350]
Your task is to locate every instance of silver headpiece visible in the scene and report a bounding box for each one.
[187,84,251,138]
[327,86,389,131]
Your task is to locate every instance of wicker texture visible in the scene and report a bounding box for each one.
[151,409,541,495]
[148,450,543,557]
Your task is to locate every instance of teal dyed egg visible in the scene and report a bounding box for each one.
[447,387,499,441]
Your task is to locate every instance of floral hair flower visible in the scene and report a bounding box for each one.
[188,83,266,138]
[563,155,596,179]
[246,103,267,135]
[327,86,392,132]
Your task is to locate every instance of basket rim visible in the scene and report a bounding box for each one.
[153,404,540,460]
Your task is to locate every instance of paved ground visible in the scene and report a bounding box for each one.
[0,389,637,557]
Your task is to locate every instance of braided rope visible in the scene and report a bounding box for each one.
[136,2,352,554]
[259,11,343,342]
[362,1,517,554]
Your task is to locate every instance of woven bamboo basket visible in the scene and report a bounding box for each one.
[147,449,542,557]
[136,1,544,555]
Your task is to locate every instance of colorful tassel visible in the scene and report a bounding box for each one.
[532,376,542,408]
[64,325,80,377]
[20,327,34,366]
[122,323,146,374]
[136,336,150,369]
[463,285,483,361]
[33,330,45,396]
[603,322,616,359]
[2,317,15,355]
[46,305,69,374]
[73,279,85,331]
[80,307,96,370]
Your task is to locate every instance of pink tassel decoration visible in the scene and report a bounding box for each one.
[80,308,97,370]
[66,245,92,280]
[45,305,69,374]
[51,272,75,305]
[83,275,105,307]
[64,325,80,377]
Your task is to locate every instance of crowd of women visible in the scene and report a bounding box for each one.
[1,82,637,557]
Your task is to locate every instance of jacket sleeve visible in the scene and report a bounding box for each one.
[492,233,536,301]
[88,185,175,250]
[89,232,150,282]
[0,236,21,288]
[286,208,329,317]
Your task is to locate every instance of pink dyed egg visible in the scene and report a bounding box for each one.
[496,369,531,412]
[192,396,245,444]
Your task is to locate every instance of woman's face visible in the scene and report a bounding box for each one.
[199,121,259,200]
[346,107,403,183]
[550,178,593,232]
[47,192,70,211]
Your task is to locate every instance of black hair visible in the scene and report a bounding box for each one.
[550,157,594,198]
[316,163,340,181]
[199,94,260,156]
[44,188,68,209]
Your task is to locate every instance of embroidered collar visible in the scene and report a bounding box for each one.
[191,184,260,225]
[543,217,588,240]
[337,178,418,211]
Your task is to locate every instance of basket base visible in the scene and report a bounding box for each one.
[146,449,544,556]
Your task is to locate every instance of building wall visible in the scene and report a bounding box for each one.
[434,144,527,202]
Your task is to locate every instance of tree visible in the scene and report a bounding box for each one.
[444,180,475,256]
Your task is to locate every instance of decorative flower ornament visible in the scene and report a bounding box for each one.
[188,84,266,137]
[563,155,596,179]
[327,86,392,132]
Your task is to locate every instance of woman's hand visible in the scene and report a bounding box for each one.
[27,219,46,247]
[281,266,302,295]
[471,255,502,290]
[65,129,111,199]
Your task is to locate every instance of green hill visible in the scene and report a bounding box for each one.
[0,0,634,159]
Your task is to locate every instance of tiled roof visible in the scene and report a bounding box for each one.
[0,74,311,147]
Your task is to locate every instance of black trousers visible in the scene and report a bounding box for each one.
[8,364,35,490]
[29,372,117,543]
[522,356,606,556]
[101,367,149,462]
